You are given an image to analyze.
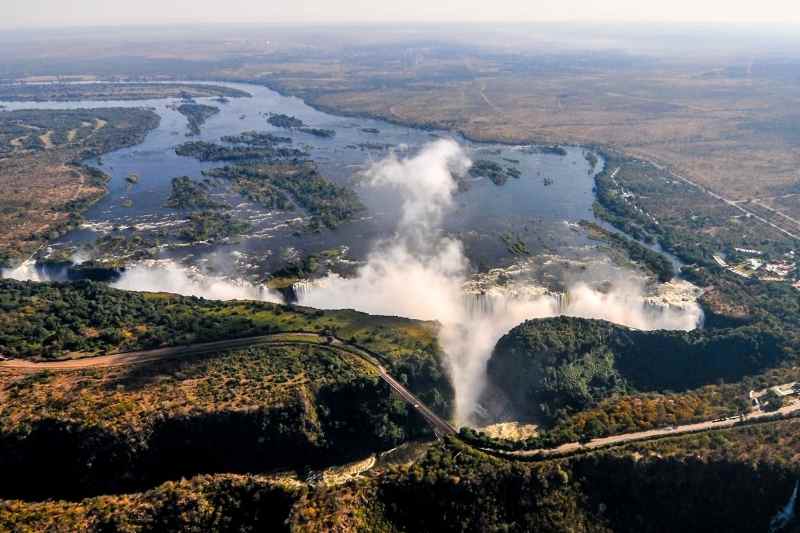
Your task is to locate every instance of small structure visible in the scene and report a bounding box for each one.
[735,247,763,256]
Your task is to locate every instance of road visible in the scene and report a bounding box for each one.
[497,400,800,459]
[0,332,457,437]
[378,365,457,437]
[647,161,800,241]
[9,333,793,453]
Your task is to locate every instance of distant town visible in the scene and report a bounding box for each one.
[713,248,800,289]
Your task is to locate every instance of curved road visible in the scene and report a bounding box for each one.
[494,400,800,459]
[5,335,794,455]
[0,332,458,437]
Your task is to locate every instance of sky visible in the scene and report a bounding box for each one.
[4,0,800,28]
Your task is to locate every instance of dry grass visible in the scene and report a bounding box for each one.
[313,73,800,205]
[0,108,159,263]
[0,153,104,259]
[244,54,800,229]
[0,344,370,434]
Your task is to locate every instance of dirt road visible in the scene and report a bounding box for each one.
[0,332,458,436]
[499,401,800,459]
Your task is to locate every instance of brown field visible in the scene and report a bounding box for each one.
[0,153,105,259]
[0,108,160,264]
[2,29,799,250]
[307,74,800,201]
[210,46,800,244]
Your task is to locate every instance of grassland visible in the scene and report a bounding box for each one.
[211,46,800,249]
[593,152,798,266]
[285,68,800,202]
[0,108,160,266]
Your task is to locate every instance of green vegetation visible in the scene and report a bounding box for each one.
[174,136,363,226]
[584,150,599,173]
[3,416,800,531]
[512,362,799,447]
[0,474,300,532]
[0,342,444,500]
[580,221,675,282]
[0,279,453,501]
[175,140,307,162]
[165,176,225,210]
[79,210,251,263]
[522,145,568,156]
[263,114,335,137]
[0,83,250,102]
[180,211,251,242]
[89,233,160,263]
[594,152,798,266]
[0,108,160,264]
[487,316,791,425]
[0,108,160,159]
[299,127,336,138]
[335,421,800,531]
[469,159,521,186]
[267,113,305,129]
[0,279,445,364]
[221,130,292,146]
[207,163,365,230]
[176,103,219,136]
[500,232,530,256]
[685,265,800,335]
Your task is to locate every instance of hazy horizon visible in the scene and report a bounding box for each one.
[4,0,800,29]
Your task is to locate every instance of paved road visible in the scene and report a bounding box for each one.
[0,333,319,371]
[498,400,800,459]
[647,161,800,241]
[378,365,457,436]
[0,332,458,437]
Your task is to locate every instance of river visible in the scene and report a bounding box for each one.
[0,81,603,280]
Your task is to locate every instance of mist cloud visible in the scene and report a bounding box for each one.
[3,259,282,303]
[2,139,702,426]
[111,261,282,302]
[297,139,702,425]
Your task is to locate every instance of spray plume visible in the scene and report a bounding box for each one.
[297,139,701,425]
[2,139,701,425]
[3,260,281,303]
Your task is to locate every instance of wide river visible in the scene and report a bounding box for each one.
[1,81,603,279]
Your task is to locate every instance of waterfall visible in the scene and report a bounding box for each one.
[552,291,570,314]
[462,292,497,318]
[770,481,799,533]
[285,279,316,304]
[1,260,69,282]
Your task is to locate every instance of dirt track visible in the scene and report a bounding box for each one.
[498,400,800,459]
[0,332,458,436]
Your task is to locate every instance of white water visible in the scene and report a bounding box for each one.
[295,140,702,425]
[3,259,282,303]
[771,481,799,533]
[2,138,702,426]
